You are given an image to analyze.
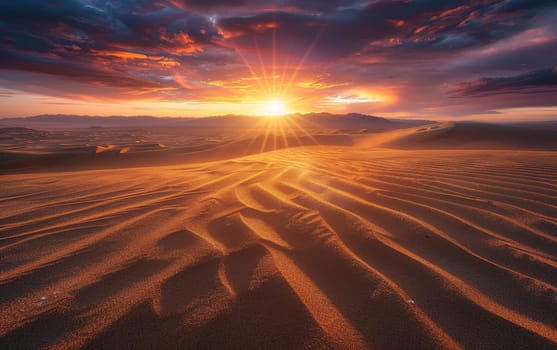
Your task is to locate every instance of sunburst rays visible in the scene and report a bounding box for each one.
[215,16,324,154]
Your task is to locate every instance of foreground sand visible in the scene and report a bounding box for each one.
[1,147,557,349]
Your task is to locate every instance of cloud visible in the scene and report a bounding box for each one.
[0,49,165,90]
[170,0,247,10]
[450,68,557,97]
[0,0,556,118]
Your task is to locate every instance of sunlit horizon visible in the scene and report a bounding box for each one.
[1,1,556,121]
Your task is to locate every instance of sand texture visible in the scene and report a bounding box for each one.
[1,121,557,349]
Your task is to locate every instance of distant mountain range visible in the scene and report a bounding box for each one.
[0,113,430,131]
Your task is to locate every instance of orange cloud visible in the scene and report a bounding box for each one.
[93,50,158,60]
[388,19,406,28]
[160,32,204,55]
[297,80,349,90]
[92,50,180,67]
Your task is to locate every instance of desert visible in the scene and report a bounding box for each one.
[1,115,556,349]
[2,1,557,348]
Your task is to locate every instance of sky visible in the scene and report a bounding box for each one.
[1,0,557,120]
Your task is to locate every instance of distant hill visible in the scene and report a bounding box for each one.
[0,114,194,128]
[0,113,429,132]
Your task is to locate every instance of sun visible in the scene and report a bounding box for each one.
[261,99,288,117]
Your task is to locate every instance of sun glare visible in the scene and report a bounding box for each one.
[262,100,287,117]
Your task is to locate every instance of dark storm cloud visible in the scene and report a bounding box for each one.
[283,0,367,11]
[171,0,247,10]
[494,0,557,14]
[0,0,551,67]
[216,0,552,63]
[169,0,365,12]
[0,0,220,54]
[0,0,224,91]
[451,68,557,97]
[0,49,163,90]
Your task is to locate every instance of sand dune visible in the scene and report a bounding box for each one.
[381,122,557,150]
[1,141,557,349]
[0,134,354,174]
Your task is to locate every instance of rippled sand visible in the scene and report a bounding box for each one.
[1,146,556,349]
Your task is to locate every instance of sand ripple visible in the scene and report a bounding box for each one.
[1,148,556,349]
